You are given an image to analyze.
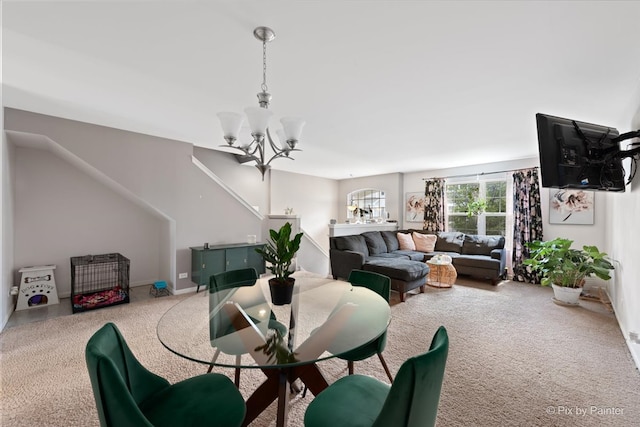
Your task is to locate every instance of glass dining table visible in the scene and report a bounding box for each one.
[157,273,391,427]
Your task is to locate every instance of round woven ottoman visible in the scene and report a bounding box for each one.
[426,257,457,288]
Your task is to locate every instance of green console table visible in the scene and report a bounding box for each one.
[190,243,266,292]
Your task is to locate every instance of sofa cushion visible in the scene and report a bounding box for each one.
[333,235,369,257]
[369,253,407,259]
[397,233,416,251]
[380,231,399,252]
[412,232,437,252]
[361,231,388,255]
[390,250,426,261]
[462,235,505,256]
[363,258,430,282]
[435,232,464,253]
[454,255,501,271]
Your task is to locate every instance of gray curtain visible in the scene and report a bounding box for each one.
[512,168,543,283]
[423,179,445,232]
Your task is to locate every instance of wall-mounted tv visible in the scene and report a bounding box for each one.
[536,113,626,192]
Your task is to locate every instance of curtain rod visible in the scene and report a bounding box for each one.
[422,166,538,181]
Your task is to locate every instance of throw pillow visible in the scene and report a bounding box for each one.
[413,232,437,252]
[381,231,400,252]
[362,231,388,255]
[397,233,416,251]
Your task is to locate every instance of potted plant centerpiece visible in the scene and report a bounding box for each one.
[255,222,303,305]
[524,237,614,305]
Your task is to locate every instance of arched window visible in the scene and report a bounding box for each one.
[347,189,386,222]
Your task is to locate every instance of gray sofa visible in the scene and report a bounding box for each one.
[330,229,507,301]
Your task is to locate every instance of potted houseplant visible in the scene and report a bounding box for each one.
[523,237,614,305]
[467,198,487,217]
[255,222,303,305]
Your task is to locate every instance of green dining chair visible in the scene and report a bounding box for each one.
[207,268,287,385]
[301,269,393,398]
[304,326,449,427]
[85,322,246,427]
[341,269,394,382]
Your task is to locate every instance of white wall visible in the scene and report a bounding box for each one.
[606,81,640,365]
[338,173,403,224]
[271,170,339,253]
[402,158,537,231]
[540,187,607,250]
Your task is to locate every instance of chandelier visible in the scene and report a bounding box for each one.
[217,26,305,180]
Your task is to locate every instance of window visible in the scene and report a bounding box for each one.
[445,177,507,236]
[347,189,386,222]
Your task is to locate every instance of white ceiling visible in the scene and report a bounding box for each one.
[3,1,640,179]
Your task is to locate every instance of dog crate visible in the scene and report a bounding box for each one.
[70,253,130,313]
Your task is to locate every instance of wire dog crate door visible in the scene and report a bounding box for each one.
[70,253,130,313]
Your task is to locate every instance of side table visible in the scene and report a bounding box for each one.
[426,258,457,289]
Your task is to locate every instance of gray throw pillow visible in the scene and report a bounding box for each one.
[362,231,388,255]
[462,235,505,255]
[334,235,370,256]
[435,232,464,253]
[380,231,400,252]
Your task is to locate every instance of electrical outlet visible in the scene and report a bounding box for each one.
[178,272,188,279]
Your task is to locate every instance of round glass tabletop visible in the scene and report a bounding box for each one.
[157,274,390,369]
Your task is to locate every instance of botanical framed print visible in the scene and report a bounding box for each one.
[405,192,426,222]
[549,189,594,225]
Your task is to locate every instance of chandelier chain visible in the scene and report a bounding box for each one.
[261,40,268,93]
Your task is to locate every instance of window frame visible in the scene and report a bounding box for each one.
[346,188,386,221]
[445,175,507,236]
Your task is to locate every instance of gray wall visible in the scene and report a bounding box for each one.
[193,146,270,215]
[1,115,16,328]
[13,144,164,296]
[4,109,264,297]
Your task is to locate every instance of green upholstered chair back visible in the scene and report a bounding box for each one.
[348,270,391,302]
[372,326,449,427]
[85,323,170,427]
[210,268,259,292]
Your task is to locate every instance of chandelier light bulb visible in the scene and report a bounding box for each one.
[216,112,244,141]
[280,117,305,146]
[244,107,273,136]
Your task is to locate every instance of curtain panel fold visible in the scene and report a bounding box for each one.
[512,168,543,283]
[423,179,445,232]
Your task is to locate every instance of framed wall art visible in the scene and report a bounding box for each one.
[549,189,594,225]
[405,192,426,222]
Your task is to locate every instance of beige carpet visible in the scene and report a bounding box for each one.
[1,278,639,426]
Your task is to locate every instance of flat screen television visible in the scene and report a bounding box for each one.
[536,113,626,192]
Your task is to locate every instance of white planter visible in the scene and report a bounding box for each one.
[551,284,582,305]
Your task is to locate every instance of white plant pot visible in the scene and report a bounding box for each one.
[552,284,582,305]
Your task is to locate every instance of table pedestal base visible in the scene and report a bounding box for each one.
[242,364,329,427]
